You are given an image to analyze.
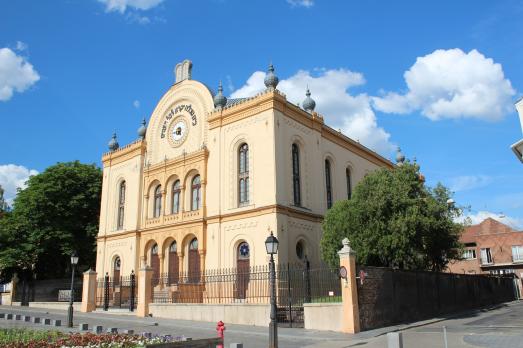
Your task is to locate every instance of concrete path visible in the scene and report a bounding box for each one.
[1,301,522,347]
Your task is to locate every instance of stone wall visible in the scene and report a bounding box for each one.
[303,303,342,331]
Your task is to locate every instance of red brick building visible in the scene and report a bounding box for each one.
[447,218,523,277]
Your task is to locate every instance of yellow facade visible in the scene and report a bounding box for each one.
[95,61,393,281]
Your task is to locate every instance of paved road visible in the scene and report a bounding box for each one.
[1,301,523,347]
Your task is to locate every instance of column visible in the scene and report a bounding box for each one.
[199,250,206,280]
[80,269,97,313]
[178,254,184,280]
[159,253,165,287]
[136,266,153,317]
[338,238,360,333]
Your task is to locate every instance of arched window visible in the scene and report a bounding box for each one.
[292,144,301,206]
[153,185,162,218]
[346,168,352,200]
[325,160,332,209]
[172,180,181,214]
[191,175,201,211]
[238,143,249,205]
[117,181,125,230]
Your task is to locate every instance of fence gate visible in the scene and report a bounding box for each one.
[96,272,136,311]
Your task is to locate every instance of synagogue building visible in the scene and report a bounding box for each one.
[95,60,394,282]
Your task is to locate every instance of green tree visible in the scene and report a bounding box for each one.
[320,161,463,271]
[0,161,102,282]
[0,185,8,217]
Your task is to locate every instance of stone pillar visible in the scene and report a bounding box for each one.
[178,254,184,278]
[80,269,97,313]
[339,238,360,333]
[136,266,153,317]
[199,250,206,280]
[159,254,165,287]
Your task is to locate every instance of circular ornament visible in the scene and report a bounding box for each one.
[339,266,347,279]
[167,116,189,147]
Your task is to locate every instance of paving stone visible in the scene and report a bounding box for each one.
[93,325,103,334]
[79,323,89,331]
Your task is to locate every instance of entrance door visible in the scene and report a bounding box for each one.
[168,241,179,284]
[151,243,160,285]
[236,242,250,299]
[113,257,121,286]
[188,238,200,283]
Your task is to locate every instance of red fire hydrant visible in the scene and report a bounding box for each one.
[216,320,225,348]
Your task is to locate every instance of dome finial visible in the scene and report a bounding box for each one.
[137,117,147,139]
[108,132,119,151]
[302,87,316,112]
[213,81,227,110]
[264,63,279,91]
[396,146,405,166]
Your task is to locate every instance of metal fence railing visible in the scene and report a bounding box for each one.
[96,272,137,311]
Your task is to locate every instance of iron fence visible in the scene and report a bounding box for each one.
[14,277,82,304]
[96,272,137,311]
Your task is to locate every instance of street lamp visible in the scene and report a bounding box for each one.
[265,230,279,348]
[67,250,79,328]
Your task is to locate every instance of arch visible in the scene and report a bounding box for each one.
[291,143,301,206]
[117,180,126,230]
[191,175,201,211]
[153,185,162,218]
[238,143,249,205]
[235,241,250,300]
[188,237,200,282]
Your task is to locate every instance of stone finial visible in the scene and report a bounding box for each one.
[137,118,147,139]
[174,59,193,83]
[395,146,405,166]
[264,63,279,91]
[302,88,316,112]
[213,81,227,109]
[108,133,119,151]
[338,238,355,255]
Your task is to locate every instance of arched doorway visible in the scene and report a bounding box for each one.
[113,256,121,285]
[188,238,200,283]
[236,242,250,300]
[151,243,160,286]
[168,241,179,284]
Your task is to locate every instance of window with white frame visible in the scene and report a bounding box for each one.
[480,248,493,265]
[512,245,523,262]
[463,249,476,260]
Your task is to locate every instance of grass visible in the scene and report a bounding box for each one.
[0,328,62,345]
[310,295,342,303]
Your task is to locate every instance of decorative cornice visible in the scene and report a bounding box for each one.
[102,139,146,167]
[144,148,209,176]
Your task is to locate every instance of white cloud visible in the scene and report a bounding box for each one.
[0,47,40,102]
[449,175,492,192]
[287,0,314,7]
[231,68,394,155]
[133,99,140,108]
[372,48,516,121]
[97,0,164,13]
[0,164,38,203]
[15,41,27,52]
[456,211,523,230]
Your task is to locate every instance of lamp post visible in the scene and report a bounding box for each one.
[265,230,279,348]
[67,251,79,328]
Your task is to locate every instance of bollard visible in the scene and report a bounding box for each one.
[216,321,225,348]
[52,319,61,327]
[443,326,448,348]
[23,316,31,322]
[0,313,4,319]
[15,314,21,320]
[43,318,51,325]
[5,314,13,320]
[123,329,134,335]
[387,332,403,348]
[107,328,118,334]
[93,325,103,334]
[230,344,243,348]
[31,317,41,324]
[79,323,89,331]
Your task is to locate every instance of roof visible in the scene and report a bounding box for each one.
[460,218,519,243]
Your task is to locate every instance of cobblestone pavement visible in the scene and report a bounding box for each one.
[1,301,523,347]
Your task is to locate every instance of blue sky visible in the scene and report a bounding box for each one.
[1,0,522,227]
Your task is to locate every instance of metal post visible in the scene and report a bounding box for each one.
[304,256,311,303]
[286,263,292,327]
[67,264,76,328]
[129,271,135,312]
[103,273,109,311]
[269,254,278,348]
[443,326,448,348]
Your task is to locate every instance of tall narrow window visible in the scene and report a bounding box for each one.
[346,168,352,200]
[172,180,181,214]
[238,143,249,205]
[292,144,301,206]
[154,185,162,218]
[117,181,126,230]
[191,175,201,210]
[325,160,332,209]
